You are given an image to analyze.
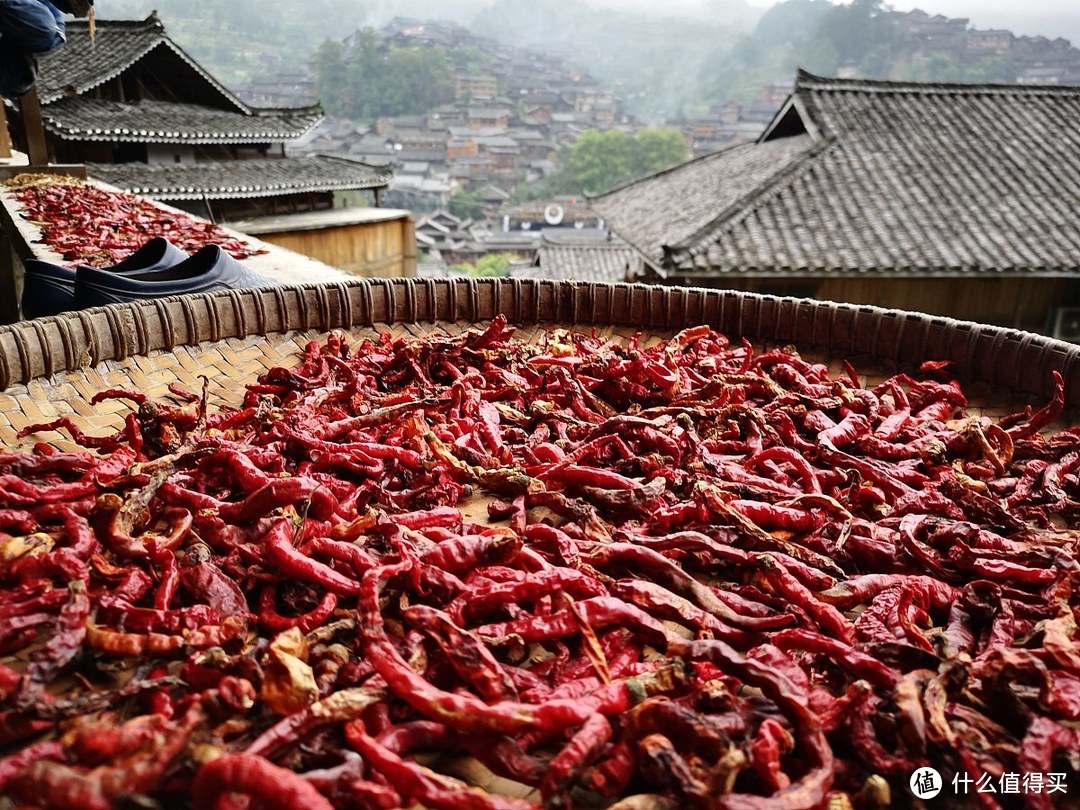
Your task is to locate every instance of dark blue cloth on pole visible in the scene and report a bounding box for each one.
[0,0,67,97]
[0,0,66,52]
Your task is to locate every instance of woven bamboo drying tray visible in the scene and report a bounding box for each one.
[0,278,1078,446]
[2,278,1079,806]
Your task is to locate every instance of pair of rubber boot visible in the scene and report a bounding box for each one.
[21,238,275,319]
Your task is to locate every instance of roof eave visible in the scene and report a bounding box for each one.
[666,266,1080,279]
[45,131,314,145]
[129,179,391,201]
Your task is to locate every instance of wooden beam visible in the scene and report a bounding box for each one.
[0,104,11,160]
[402,217,417,279]
[19,88,49,166]
[0,200,28,324]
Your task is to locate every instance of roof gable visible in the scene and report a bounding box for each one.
[36,14,247,113]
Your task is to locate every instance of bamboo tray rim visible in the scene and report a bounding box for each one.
[0,278,1077,406]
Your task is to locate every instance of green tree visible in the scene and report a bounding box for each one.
[451,253,516,277]
[315,39,351,117]
[567,130,635,195]
[962,55,1019,83]
[343,29,383,119]
[801,0,898,70]
[315,29,455,121]
[636,129,690,175]
[754,0,831,48]
[561,128,688,196]
[449,190,485,220]
[381,47,454,115]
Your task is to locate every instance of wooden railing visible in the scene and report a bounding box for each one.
[0,85,87,324]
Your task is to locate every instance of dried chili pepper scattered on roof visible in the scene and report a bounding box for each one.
[6,174,265,265]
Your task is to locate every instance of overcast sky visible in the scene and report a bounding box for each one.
[586,0,1080,41]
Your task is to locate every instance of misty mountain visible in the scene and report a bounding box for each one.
[471,0,759,121]
[102,0,758,122]
[96,0,1080,121]
[706,0,1080,103]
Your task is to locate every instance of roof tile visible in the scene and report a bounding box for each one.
[593,70,1080,277]
[87,156,390,200]
[43,98,322,144]
[36,15,244,110]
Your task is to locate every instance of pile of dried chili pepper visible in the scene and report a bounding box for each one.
[5,174,265,265]
[1,316,1078,809]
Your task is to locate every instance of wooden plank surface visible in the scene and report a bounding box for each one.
[19,87,49,166]
[0,103,11,159]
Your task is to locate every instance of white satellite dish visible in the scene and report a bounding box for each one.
[544,204,565,225]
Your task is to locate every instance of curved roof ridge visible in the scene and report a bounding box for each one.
[795,67,1080,96]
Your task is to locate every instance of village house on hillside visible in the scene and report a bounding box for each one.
[15,14,391,223]
[6,13,418,279]
[895,9,1080,84]
[591,69,1080,338]
[294,17,632,214]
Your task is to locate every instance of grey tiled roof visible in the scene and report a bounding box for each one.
[87,156,391,201]
[35,15,244,110]
[591,135,814,270]
[518,244,635,283]
[592,70,1080,277]
[42,98,323,144]
[522,233,640,283]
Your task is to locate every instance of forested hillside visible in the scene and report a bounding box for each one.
[103,0,370,88]
[706,0,1047,104]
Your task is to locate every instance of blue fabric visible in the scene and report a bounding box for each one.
[0,0,66,53]
[0,0,67,97]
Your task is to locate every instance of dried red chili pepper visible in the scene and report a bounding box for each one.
[345,719,538,810]
[541,713,613,807]
[257,583,338,634]
[4,312,1080,810]
[261,518,361,596]
[193,753,336,810]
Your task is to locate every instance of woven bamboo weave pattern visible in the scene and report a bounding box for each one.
[0,331,328,447]
[0,321,640,449]
[0,279,1078,431]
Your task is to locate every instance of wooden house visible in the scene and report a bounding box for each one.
[6,14,413,277]
[467,108,511,130]
[590,70,1080,338]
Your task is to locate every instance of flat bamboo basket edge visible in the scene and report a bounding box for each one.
[0,279,1077,444]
